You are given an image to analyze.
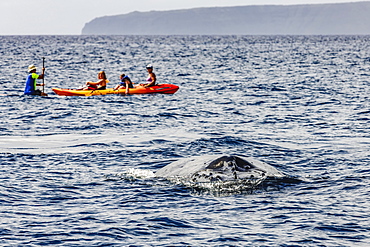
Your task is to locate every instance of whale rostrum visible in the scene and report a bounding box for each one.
[155,155,285,184]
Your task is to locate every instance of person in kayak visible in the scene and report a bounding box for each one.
[85,71,109,90]
[24,65,46,96]
[114,74,134,94]
[141,64,156,88]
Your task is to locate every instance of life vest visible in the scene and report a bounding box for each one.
[24,73,39,95]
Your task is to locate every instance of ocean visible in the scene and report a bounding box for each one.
[0,35,369,246]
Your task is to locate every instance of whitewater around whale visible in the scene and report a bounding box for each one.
[154,155,289,192]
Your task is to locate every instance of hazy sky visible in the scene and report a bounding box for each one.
[0,0,360,35]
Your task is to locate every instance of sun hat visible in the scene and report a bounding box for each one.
[146,64,153,69]
[28,65,37,73]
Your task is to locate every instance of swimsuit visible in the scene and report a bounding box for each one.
[146,74,156,87]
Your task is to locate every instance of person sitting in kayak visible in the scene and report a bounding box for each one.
[85,71,109,90]
[114,74,134,94]
[140,64,156,88]
[24,65,46,96]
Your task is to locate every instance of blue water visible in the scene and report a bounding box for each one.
[0,35,369,246]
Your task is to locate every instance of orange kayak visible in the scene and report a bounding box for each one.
[52,84,179,96]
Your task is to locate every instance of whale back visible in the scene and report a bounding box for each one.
[156,155,285,182]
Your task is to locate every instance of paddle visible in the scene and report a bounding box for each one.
[88,88,98,96]
[42,57,45,94]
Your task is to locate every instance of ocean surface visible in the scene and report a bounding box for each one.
[0,35,369,246]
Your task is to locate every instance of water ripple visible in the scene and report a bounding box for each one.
[0,35,369,246]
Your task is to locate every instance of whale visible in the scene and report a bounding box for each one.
[155,155,286,185]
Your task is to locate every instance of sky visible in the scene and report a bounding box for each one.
[0,0,362,35]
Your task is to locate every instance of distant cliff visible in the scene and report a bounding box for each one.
[82,2,370,35]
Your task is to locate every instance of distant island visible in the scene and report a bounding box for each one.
[82,1,370,35]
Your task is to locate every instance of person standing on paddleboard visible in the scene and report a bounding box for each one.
[141,64,156,88]
[24,65,46,96]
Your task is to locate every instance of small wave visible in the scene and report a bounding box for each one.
[115,168,156,180]
[166,176,265,194]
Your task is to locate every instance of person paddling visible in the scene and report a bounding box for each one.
[85,71,109,90]
[141,64,156,88]
[114,74,134,94]
[24,65,47,96]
